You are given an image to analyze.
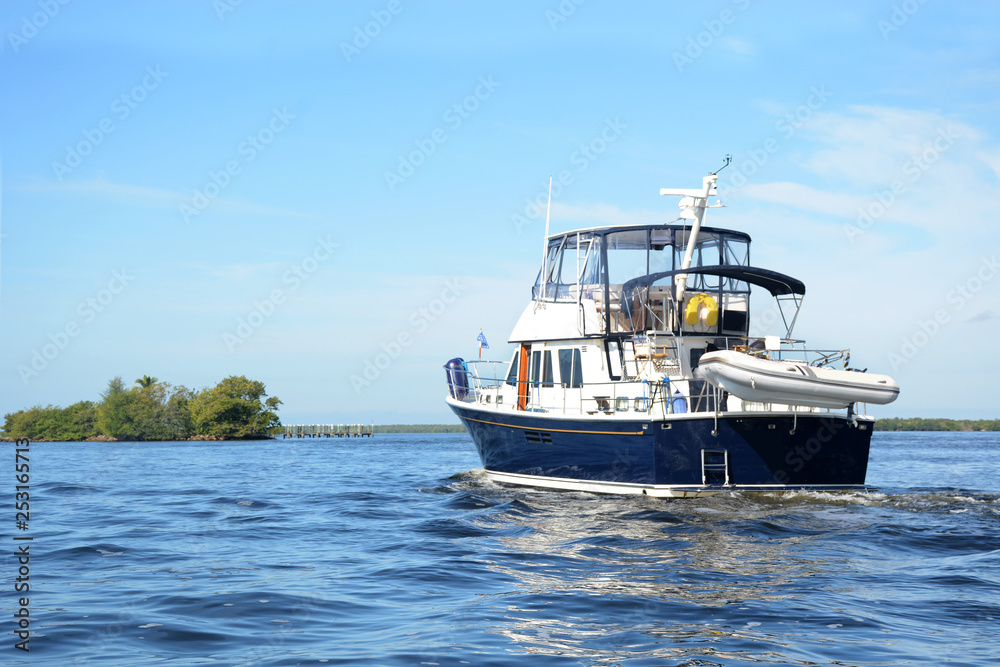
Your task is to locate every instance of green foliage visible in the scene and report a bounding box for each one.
[96,376,141,440]
[135,375,158,389]
[3,401,100,441]
[874,417,1000,431]
[189,376,282,439]
[164,386,195,438]
[2,374,281,441]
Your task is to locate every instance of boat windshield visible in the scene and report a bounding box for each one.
[603,227,751,291]
[531,225,755,335]
[533,232,599,300]
[532,226,750,302]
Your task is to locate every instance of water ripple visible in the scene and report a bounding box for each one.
[4,433,999,665]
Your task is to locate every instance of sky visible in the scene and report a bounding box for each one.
[1,1,998,424]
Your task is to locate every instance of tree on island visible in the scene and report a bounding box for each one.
[96,376,195,441]
[95,376,140,440]
[2,401,99,441]
[189,376,281,439]
[2,374,282,441]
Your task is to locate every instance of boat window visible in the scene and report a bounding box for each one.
[687,271,721,292]
[649,239,673,274]
[674,232,723,269]
[694,238,721,267]
[530,350,541,386]
[506,351,519,386]
[558,348,583,388]
[690,347,705,370]
[534,234,601,300]
[606,230,650,285]
[533,240,564,300]
[724,237,749,266]
[558,238,592,286]
[579,243,601,289]
[544,238,564,282]
[536,350,552,387]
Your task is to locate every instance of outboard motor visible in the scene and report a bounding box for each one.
[445,358,469,400]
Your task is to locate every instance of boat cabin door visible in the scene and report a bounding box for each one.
[517,343,530,410]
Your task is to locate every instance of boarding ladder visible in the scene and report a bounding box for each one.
[701,449,730,486]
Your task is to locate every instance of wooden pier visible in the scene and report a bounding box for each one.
[282,424,375,438]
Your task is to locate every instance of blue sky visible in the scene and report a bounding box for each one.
[2,1,998,424]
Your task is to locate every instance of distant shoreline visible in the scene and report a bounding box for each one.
[872,418,999,432]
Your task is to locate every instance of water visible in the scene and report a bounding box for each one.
[3,432,998,665]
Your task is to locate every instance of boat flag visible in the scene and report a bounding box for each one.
[477,329,489,359]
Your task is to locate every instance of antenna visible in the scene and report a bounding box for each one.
[538,176,553,302]
[714,154,732,174]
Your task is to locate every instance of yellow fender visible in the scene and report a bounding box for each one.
[685,293,718,327]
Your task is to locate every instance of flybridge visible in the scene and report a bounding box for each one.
[525,223,767,338]
[522,168,807,340]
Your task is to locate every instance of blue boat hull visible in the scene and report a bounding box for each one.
[448,402,872,492]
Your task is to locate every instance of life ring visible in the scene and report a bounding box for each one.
[684,293,718,327]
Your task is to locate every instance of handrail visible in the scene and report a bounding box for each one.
[445,360,851,420]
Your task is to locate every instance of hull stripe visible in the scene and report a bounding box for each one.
[462,414,645,436]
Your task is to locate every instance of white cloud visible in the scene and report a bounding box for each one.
[735,106,997,244]
[794,105,984,188]
[740,182,867,218]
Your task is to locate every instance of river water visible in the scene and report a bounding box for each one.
[3,431,998,665]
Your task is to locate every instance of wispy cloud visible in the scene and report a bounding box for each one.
[793,105,984,187]
[966,310,998,323]
[17,176,315,220]
[550,202,671,228]
[736,106,997,241]
[740,182,867,218]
